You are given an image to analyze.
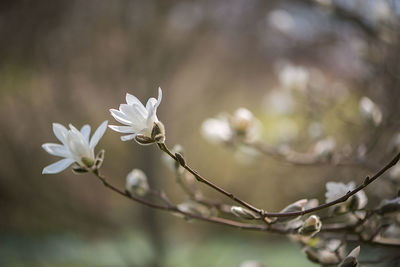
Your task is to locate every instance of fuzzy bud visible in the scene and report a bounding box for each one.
[276,199,307,222]
[125,169,149,196]
[298,215,322,237]
[231,206,260,220]
[338,246,360,267]
[151,121,166,143]
[377,197,400,215]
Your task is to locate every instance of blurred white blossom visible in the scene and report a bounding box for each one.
[109,87,165,144]
[359,96,382,126]
[313,137,336,157]
[308,122,323,139]
[325,182,368,210]
[126,169,149,196]
[279,64,309,91]
[268,9,295,35]
[201,108,261,144]
[42,121,108,174]
[201,116,232,144]
[263,89,295,115]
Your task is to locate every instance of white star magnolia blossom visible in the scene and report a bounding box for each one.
[325,181,368,209]
[109,87,164,144]
[42,121,108,174]
[201,116,232,144]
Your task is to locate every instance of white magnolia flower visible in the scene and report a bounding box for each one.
[201,108,261,144]
[313,136,336,157]
[279,64,309,91]
[42,121,108,174]
[201,116,232,144]
[359,96,382,126]
[109,87,165,144]
[126,169,149,196]
[325,181,367,210]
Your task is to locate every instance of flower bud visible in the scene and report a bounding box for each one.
[162,144,184,171]
[231,108,254,136]
[303,248,339,265]
[338,246,360,267]
[151,121,166,143]
[177,200,212,218]
[72,164,88,174]
[276,199,307,222]
[125,169,149,196]
[135,134,154,145]
[313,137,336,158]
[231,206,260,220]
[298,215,322,237]
[377,197,400,215]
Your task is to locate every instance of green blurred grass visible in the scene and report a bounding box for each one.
[0,231,314,267]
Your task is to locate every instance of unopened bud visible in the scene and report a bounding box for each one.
[338,246,360,267]
[298,215,322,237]
[151,121,166,143]
[135,134,154,145]
[72,164,88,174]
[231,108,253,136]
[125,169,149,196]
[377,197,400,215]
[303,248,339,265]
[177,200,211,218]
[231,206,260,220]
[276,199,307,222]
[175,152,186,167]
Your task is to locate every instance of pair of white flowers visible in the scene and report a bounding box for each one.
[42,88,164,174]
[201,108,261,144]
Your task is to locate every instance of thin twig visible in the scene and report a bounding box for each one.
[158,142,400,218]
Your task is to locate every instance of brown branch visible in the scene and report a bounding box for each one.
[158,142,400,218]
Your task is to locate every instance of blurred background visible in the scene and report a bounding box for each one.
[1,0,399,266]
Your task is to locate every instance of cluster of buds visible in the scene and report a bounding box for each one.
[201,108,261,144]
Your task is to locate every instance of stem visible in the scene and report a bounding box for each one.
[157,143,264,215]
[158,142,400,218]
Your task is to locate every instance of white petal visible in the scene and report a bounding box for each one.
[108,125,136,133]
[42,158,74,174]
[110,109,132,125]
[120,104,147,127]
[121,133,137,141]
[146,97,158,111]
[126,93,143,106]
[52,123,68,144]
[90,120,108,149]
[42,143,70,157]
[80,125,91,142]
[156,87,162,109]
